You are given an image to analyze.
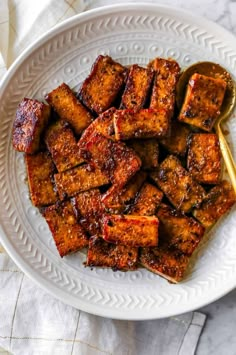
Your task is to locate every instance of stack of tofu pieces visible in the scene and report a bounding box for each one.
[12,55,236,283]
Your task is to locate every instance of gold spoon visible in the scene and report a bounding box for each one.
[176,61,236,194]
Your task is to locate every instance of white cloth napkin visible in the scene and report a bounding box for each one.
[0,1,208,354]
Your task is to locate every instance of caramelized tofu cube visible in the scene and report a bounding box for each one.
[149,58,180,119]
[102,214,159,247]
[150,155,205,213]
[78,107,115,153]
[81,133,141,188]
[159,121,191,156]
[140,247,189,283]
[120,64,154,110]
[79,55,127,114]
[127,139,159,170]
[54,164,109,200]
[86,236,138,270]
[43,201,88,257]
[178,73,226,131]
[13,98,51,154]
[187,133,221,184]
[101,171,146,213]
[114,109,170,140]
[25,152,57,207]
[72,189,105,236]
[45,83,93,135]
[193,180,236,228]
[44,120,84,172]
[157,204,205,255]
[129,183,163,216]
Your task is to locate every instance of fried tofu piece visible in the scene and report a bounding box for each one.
[86,236,138,270]
[54,164,109,200]
[79,55,127,114]
[45,83,93,135]
[101,171,146,213]
[159,121,191,156]
[193,180,236,228]
[81,133,141,188]
[43,201,88,257]
[150,155,205,213]
[178,73,226,131]
[129,183,163,216]
[78,107,115,153]
[44,120,84,172]
[157,204,205,256]
[25,152,57,207]
[12,98,51,154]
[120,64,154,110]
[114,108,170,140]
[149,58,180,119]
[127,139,159,170]
[102,214,159,247]
[140,247,189,283]
[187,133,221,184]
[72,189,105,236]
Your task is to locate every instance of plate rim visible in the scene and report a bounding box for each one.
[1,3,236,320]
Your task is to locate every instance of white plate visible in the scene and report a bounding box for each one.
[1,4,236,320]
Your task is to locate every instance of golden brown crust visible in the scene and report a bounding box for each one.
[157,204,205,255]
[12,98,51,154]
[149,58,180,119]
[127,139,159,170]
[178,73,226,131]
[86,236,138,270]
[102,214,159,247]
[129,183,163,216]
[193,180,236,228]
[150,155,205,213]
[43,201,88,257]
[44,120,84,172]
[25,152,58,207]
[187,133,221,184]
[159,121,191,156]
[79,55,127,114]
[140,247,189,283]
[45,83,93,135]
[120,64,154,110]
[114,108,170,140]
[54,164,110,200]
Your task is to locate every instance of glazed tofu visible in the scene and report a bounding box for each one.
[79,55,127,114]
[54,164,110,200]
[120,64,154,110]
[178,73,226,131]
[127,139,159,170]
[72,189,105,236]
[140,247,189,283]
[149,58,180,119]
[129,183,163,216]
[102,214,159,247]
[43,201,88,257]
[86,236,138,270]
[101,171,146,213]
[78,107,115,153]
[12,98,51,154]
[159,121,191,156]
[44,120,84,172]
[25,152,57,207]
[114,109,170,140]
[193,180,236,228]
[157,204,205,255]
[45,83,93,135]
[187,133,221,184]
[80,133,141,188]
[150,155,205,213]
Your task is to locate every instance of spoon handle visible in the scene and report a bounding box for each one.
[216,124,236,194]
